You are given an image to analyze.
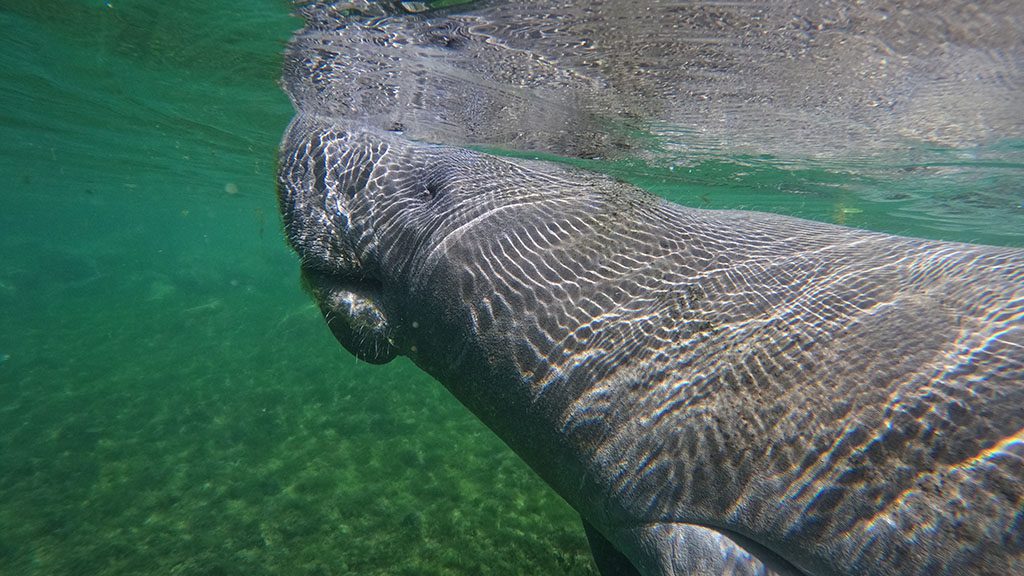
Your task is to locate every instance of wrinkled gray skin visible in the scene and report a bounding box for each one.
[278,118,1024,576]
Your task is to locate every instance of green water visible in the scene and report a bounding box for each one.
[0,2,1021,576]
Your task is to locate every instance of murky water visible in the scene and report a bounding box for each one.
[1,1,1021,575]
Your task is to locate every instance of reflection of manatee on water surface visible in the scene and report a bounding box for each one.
[283,0,1024,163]
[276,2,1024,575]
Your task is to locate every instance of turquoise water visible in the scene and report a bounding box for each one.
[0,2,1021,576]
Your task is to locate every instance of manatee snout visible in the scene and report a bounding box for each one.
[302,269,396,364]
[280,121,399,364]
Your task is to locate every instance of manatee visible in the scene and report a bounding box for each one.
[277,119,1024,575]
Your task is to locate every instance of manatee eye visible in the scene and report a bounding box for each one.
[418,182,440,201]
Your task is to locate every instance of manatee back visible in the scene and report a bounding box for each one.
[559,205,1024,575]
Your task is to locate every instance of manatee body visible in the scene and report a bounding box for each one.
[278,119,1024,575]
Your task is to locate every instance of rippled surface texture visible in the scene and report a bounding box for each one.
[288,0,1024,245]
[278,123,1024,573]
[291,1,1023,157]
[0,0,1022,575]
[281,1,1024,574]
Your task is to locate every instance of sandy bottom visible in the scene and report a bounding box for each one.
[0,234,596,576]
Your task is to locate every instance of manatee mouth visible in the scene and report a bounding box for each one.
[301,269,397,364]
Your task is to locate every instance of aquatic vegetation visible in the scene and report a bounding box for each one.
[0,258,595,575]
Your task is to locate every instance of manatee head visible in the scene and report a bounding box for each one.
[277,119,608,369]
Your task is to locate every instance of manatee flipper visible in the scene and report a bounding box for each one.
[583,519,642,576]
[613,523,804,576]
